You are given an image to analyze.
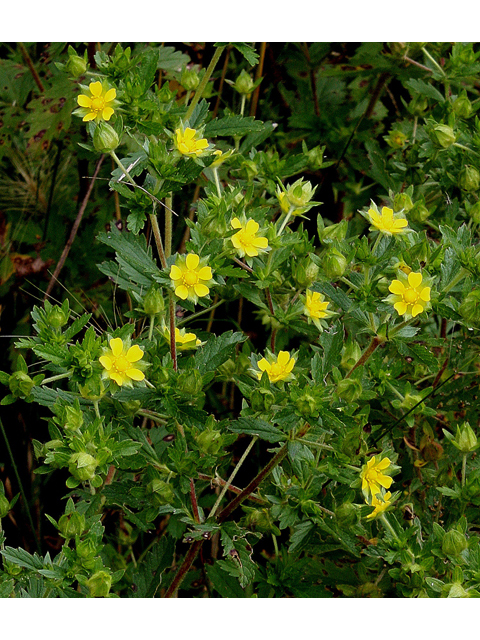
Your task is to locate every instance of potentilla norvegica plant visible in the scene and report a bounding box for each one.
[4,42,480,598]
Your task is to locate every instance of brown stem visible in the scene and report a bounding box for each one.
[265,287,276,352]
[164,539,204,598]
[303,43,320,118]
[44,155,105,300]
[213,45,231,119]
[345,336,384,378]
[18,43,44,93]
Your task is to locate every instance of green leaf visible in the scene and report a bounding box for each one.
[231,43,259,66]
[157,46,191,72]
[0,547,44,572]
[194,331,246,374]
[130,536,175,597]
[206,562,246,597]
[32,343,68,366]
[204,115,266,138]
[404,78,445,103]
[228,416,286,443]
[319,322,344,376]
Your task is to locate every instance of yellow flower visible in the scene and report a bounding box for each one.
[387,271,431,318]
[256,350,296,383]
[360,456,393,498]
[165,327,203,351]
[175,127,209,157]
[76,81,117,123]
[231,217,269,258]
[210,149,234,168]
[366,491,392,520]
[99,337,145,387]
[304,290,331,321]
[367,206,409,235]
[169,253,213,303]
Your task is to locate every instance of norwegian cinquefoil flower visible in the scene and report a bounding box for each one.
[256,350,296,384]
[366,204,409,235]
[366,491,392,520]
[75,81,117,123]
[386,271,432,318]
[230,217,269,258]
[360,456,393,499]
[303,290,334,331]
[174,126,209,157]
[169,253,213,303]
[164,326,203,351]
[99,337,145,387]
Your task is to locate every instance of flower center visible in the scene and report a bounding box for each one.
[237,230,255,247]
[113,355,130,373]
[91,97,105,112]
[403,289,419,304]
[184,271,198,286]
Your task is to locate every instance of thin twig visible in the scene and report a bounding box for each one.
[250,43,267,119]
[18,43,44,93]
[44,154,105,300]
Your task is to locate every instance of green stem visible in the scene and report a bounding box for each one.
[185,46,225,123]
[421,46,445,76]
[40,372,71,386]
[379,513,401,542]
[164,193,173,259]
[462,454,467,488]
[176,298,225,326]
[168,291,178,372]
[149,210,168,270]
[208,436,258,520]
[277,209,294,235]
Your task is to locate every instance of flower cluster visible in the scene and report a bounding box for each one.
[75,81,118,123]
[256,350,296,384]
[169,253,214,304]
[230,217,269,258]
[360,455,395,520]
[99,337,145,387]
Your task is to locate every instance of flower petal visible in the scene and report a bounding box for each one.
[245,219,259,234]
[110,372,126,386]
[197,266,212,281]
[126,345,144,363]
[89,81,103,97]
[126,368,145,381]
[389,280,405,295]
[170,265,183,281]
[99,355,113,370]
[186,253,200,270]
[420,287,431,302]
[394,301,408,315]
[77,95,92,107]
[82,112,97,122]
[408,272,422,289]
[175,284,189,300]
[104,88,116,102]
[102,107,114,121]
[231,217,242,229]
[193,283,210,297]
[110,337,124,357]
[411,303,424,317]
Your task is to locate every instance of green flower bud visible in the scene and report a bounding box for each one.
[286,179,316,209]
[158,82,175,103]
[196,428,224,455]
[305,145,325,170]
[122,400,142,416]
[244,508,280,535]
[410,202,430,223]
[336,378,362,402]
[76,537,97,559]
[66,47,87,77]
[335,502,360,527]
[79,377,105,402]
[58,511,86,539]
[181,68,200,91]
[0,493,10,519]
[408,95,429,116]
[295,392,318,418]
[143,286,164,316]
[63,404,84,432]
[250,388,275,412]
[455,422,478,452]
[318,218,348,243]
[453,93,472,118]
[93,122,120,153]
[323,248,348,280]
[293,258,319,288]
[442,529,468,556]
[393,193,414,212]
[86,570,112,598]
[147,479,175,505]
[68,452,98,482]
[234,69,255,96]
[340,339,362,370]
[9,371,34,398]
[432,124,456,148]
[242,159,258,180]
[177,369,203,396]
[47,305,69,329]
[447,582,469,598]
[459,165,480,192]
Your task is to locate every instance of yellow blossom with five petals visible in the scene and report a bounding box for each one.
[164,326,203,351]
[256,350,296,384]
[99,337,145,387]
[174,127,209,157]
[387,271,431,318]
[76,81,117,123]
[367,205,409,235]
[169,253,213,303]
[360,456,393,498]
[231,217,269,258]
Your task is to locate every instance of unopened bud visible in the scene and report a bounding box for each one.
[336,378,362,402]
[66,47,87,77]
[147,479,175,505]
[177,369,203,395]
[9,371,34,398]
[442,529,468,556]
[432,124,456,148]
[196,428,224,455]
[0,493,10,519]
[93,122,120,153]
[393,193,414,212]
[143,286,164,316]
[453,93,472,118]
[459,165,480,192]
[68,452,98,482]
[323,248,348,280]
[87,570,112,598]
[58,511,86,539]
[181,68,200,91]
[234,70,255,96]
